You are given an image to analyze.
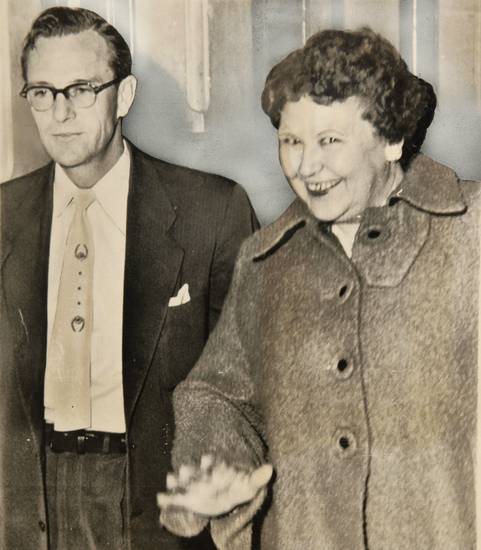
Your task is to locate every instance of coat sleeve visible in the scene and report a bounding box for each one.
[160,240,268,549]
[207,183,259,333]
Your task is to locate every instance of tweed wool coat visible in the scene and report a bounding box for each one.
[161,154,480,549]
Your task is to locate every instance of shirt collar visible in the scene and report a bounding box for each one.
[251,154,467,262]
[52,167,77,218]
[53,141,131,235]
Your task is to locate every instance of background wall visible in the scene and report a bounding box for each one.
[2,0,480,224]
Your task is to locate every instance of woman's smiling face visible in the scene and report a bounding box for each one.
[278,95,396,222]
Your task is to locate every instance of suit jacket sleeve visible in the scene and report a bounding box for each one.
[160,240,268,549]
[208,183,259,333]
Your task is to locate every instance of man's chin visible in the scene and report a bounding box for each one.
[44,148,87,169]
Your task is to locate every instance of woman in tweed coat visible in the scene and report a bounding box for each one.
[158,28,480,549]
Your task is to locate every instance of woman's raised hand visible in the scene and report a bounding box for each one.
[157,454,273,517]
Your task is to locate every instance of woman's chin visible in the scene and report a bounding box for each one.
[305,196,347,223]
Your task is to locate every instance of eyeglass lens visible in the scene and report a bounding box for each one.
[27,84,97,111]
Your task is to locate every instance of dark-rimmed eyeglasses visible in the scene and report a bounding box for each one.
[20,77,124,112]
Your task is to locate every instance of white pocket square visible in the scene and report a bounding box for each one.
[168,283,191,307]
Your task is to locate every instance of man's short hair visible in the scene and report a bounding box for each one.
[21,6,132,81]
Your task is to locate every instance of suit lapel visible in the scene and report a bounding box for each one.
[123,148,184,425]
[1,165,53,432]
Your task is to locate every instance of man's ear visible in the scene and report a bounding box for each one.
[116,74,137,119]
[384,139,404,162]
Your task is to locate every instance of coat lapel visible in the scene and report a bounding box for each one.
[123,148,184,425]
[1,165,53,433]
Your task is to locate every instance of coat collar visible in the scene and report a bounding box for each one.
[252,154,466,262]
[389,154,466,214]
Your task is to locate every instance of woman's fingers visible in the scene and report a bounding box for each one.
[200,454,214,471]
[178,464,196,486]
[157,489,202,511]
[225,464,273,505]
[157,461,274,517]
[166,454,214,491]
[166,472,178,491]
[249,463,274,490]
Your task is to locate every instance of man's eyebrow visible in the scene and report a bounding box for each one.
[25,80,53,87]
[26,78,102,87]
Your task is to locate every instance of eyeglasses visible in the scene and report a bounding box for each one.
[20,77,123,112]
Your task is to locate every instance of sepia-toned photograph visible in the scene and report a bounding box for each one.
[1,1,481,549]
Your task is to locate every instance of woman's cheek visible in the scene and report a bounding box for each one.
[279,146,301,179]
[326,149,351,179]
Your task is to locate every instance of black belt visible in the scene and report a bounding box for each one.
[45,424,126,454]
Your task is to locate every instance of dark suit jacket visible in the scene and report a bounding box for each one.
[0,144,258,549]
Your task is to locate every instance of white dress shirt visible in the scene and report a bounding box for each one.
[45,143,130,432]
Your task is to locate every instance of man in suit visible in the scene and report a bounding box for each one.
[0,6,257,549]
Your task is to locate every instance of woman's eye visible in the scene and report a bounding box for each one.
[319,136,340,146]
[280,136,301,146]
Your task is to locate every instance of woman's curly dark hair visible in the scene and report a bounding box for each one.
[261,28,436,167]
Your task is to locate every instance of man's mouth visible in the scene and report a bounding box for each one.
[52,132,82,139]
[304,178,342,196]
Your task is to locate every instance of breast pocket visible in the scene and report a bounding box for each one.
[157,293,209,390]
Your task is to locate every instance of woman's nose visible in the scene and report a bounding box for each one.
[298,148,322,179]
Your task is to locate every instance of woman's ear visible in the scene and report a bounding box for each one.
[384,139,404,162]
[116,74,137,119]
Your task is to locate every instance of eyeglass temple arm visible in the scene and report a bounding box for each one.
[20,76,127,98]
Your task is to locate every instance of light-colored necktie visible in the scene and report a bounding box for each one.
[45,189,96,430]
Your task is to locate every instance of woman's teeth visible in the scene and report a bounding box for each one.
[305,178,341,193]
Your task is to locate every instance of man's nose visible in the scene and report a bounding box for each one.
[52,92,75,122]
[298,147,322,179]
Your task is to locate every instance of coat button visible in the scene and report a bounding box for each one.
[333,428,357,456]
[367,228,381,239]
[335,358,353,379]
[362,225,390,243]
[38,520,46,531]
[338,283,352,301]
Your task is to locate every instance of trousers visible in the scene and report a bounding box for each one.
[45,445,127,550]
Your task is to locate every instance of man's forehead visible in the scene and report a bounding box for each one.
[26,30,113,84]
